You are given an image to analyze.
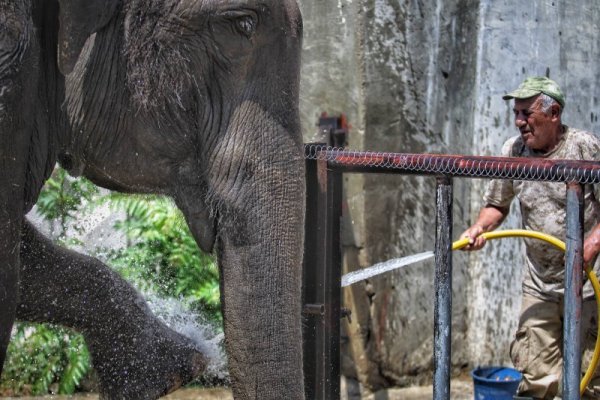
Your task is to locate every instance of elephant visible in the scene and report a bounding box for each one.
[0,0,305,399]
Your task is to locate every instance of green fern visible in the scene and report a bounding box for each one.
[0,324,90,396]
[59,335,90,394]
[36,167,99,240]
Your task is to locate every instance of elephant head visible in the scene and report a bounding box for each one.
[0,0,305,399]
[64,0,305,398]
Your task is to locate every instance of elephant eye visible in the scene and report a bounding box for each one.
[234,15,256,38]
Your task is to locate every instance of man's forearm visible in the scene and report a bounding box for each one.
[474,205,509,232]
[584,222,600,266]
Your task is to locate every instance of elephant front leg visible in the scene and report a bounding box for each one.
[0,1,38,376]
[0,215,21,375]
[16,220,207,399]
[0,157,24,375]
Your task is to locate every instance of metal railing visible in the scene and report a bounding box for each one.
[302,116,600,400]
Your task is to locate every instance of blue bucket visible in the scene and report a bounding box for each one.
[471,366,522,400]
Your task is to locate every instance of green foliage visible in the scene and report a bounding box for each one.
[105,194,221,323]
[35,167,98,243]
[58,334,90,394]
[0,324,90,396]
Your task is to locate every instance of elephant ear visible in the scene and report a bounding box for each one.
[57,0,120,74]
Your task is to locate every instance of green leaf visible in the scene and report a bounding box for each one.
[58,335,90,394]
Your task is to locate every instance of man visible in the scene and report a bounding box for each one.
[461,76,600,399]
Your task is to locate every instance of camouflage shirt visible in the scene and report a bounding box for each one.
[483,126,600,301]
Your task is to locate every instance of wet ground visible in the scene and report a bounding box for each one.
[0,388,232,400]
[0,376,474,399]
[346,375,474,400]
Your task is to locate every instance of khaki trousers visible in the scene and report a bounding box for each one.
[510,293,600,399]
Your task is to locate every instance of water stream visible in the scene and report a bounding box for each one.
[145,295,228,383]
[341,251,435,287]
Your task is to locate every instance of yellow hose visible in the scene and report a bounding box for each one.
[452,229,600,395]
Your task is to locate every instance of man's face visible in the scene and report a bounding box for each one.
[513,96,561,152]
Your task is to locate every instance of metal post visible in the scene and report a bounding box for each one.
[303,145,323,400]
[324,157,343,400]
[433,176,453,400]
[302,146,343,400]
[563,182,584,400]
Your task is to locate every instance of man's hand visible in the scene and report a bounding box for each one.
[460,224,487,251]
[459,204,508,252]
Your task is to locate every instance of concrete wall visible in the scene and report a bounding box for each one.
[298,0,600,388]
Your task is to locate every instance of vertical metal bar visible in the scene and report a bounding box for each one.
[433,176,454,400]
[563,182,584,400]
[303,145,326,400]
[324,158,343,400]
[302,146,343,400]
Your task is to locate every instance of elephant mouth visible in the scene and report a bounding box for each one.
[188,210,217,253]
[175,193,218,254]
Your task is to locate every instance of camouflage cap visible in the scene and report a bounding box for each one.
[502,76,565,107]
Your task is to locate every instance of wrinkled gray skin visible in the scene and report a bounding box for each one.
[0,1,305,399]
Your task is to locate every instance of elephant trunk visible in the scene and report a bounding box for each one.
[200,102,305,399]
[218,210,305,398]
